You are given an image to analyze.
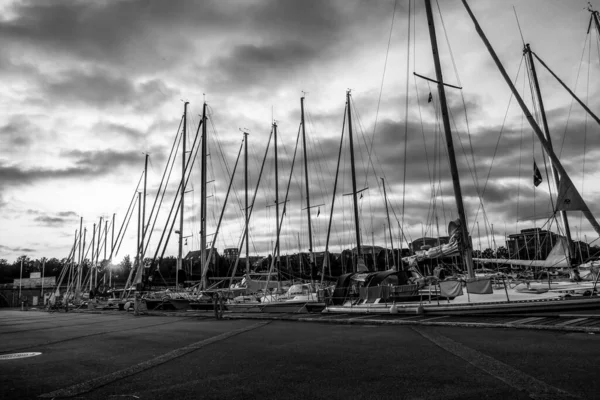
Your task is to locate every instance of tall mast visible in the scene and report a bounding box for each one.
[462,0,600,238]
[96,216,102,287]
[80,228,86,296]
[381,178,396,270]
[273,121,281,274]
[200,102,208,289]
[137,191,141,286]
[110,213,114,287]
[322,107,347,282]
[77,216,82,294]
[346,91,362,270]
[524,43,573,261]
[142,154,148,265]
[425,0,474,278]
[178,102,188,288]
[91,222,96,290]
[203,139,244,288]
[104,220,107,262]
[300,97,314,268]
[244,130,249,274]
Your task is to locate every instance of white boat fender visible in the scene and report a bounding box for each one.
[389,304,398,314]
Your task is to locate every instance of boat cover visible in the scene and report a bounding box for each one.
[330,273,356,305]
[364,270,409,287]
[439,280,463,297]
[465,277,493,294]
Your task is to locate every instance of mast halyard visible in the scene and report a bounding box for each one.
[177,102,188,289]
[200,102,208,289]
[381,178,396,270]
[77,216,82,296]
[91,222,96,291]
[424,0,475,279]
[244,129,249,275]
[589,4,600,38]
[300,97,315,275]
[141,154,148,276]
[273,121,281,282]
[524,43,573,263]
[346,90,363,272]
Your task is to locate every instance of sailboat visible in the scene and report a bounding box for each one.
[324,0,600,315]
[226,97,327,313]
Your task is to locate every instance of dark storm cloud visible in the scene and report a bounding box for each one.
[208,42,323,91]
[0,149,155,187]
[34,215,72,227]
[0,114,38,148]
[0,0,347,72]
[65,149,163,171]
[0,0,211,71]
[93,121,145,141]
[0,244,36,253]
[40,68,176,110]
[0,162,89,185]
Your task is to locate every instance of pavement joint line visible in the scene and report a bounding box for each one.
[0,316,137,335]
[0,314,124,327]
[348,315,378,320]
[397,315,425,320]
[222,314,600,333]
[416,316,449,322]
[555,317,589,326]
[412,326,582,400]
[0,317,194,354]
[507,317,546,325]
[37,321,271,399]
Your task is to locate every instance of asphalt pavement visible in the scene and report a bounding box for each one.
[0,309,598,399]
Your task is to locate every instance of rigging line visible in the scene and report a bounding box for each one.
[143,130,182,256]
[580,36,592,232]
[532,96,537,232]
[112,170,144,258]
[142,118,183,256]
[437,0,483,227]
[558,32,591,158]
[517,68,525,236]
[352,99,385,243]
[151,117,203,267]
[469,57,524,236]
[404,0,412,247]
[512,5,526,48]
[352,101,384,208]
[229,128,274,276]
[526,51,560,232]
[369,0,398,159]
[305,110,334,217]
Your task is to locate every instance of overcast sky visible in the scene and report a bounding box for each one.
[1,0,599,263]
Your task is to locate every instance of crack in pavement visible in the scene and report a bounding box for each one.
[0,317,194,354]
[38,321,271,398]
[411,326,581,400]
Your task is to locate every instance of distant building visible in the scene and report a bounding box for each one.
[184,249,218,264]
[223,248,239,261]
[506,228,560,260]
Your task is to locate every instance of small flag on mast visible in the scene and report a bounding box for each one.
[533,160,542,187]
[427,92,433,103]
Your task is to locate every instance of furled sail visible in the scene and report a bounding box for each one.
[473,237,570,268]
[402,219,461,267]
